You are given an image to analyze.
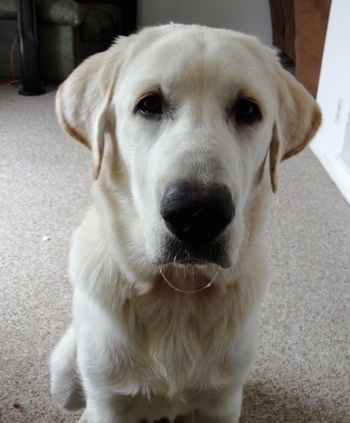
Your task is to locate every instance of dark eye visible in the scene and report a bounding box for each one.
[137,94,163,116]
[235,99,262,124]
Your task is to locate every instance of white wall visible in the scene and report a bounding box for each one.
[137,0,272,45]
[310,0,350,205]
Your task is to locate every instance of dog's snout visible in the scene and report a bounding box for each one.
[160,182,234,244]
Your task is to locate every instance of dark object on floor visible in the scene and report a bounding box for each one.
[16,0,45,95]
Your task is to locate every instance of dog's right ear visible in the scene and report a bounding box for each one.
[55,36,131,179]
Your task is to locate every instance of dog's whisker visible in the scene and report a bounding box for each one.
[192,206,206,217]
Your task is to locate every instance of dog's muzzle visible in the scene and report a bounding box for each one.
[159,181,234,268]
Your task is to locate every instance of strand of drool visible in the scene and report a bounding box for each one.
[159,268,220,294]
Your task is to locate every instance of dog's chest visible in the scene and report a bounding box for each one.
[116,286,239,396]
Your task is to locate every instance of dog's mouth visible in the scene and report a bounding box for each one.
[153,234,231,294]
[155,234,232,269]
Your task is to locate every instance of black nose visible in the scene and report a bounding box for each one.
[160,181,234,244]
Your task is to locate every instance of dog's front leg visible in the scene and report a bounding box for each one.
[77,396,137,423]
[193,388,242,423]
[50,326,85,411]
[77,404,127,423]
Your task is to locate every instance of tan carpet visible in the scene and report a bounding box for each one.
[0,84,349,422]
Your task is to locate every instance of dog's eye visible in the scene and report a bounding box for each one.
[234,99,262,124]
[137,94,163,116]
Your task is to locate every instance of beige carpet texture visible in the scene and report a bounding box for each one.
[0,84,349,422]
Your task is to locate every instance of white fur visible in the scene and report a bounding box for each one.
[50,24,321,423]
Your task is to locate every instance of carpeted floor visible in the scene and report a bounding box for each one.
[0,84,349,423]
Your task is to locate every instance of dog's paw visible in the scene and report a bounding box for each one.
[77,410,87,423]
[139,419,171,423]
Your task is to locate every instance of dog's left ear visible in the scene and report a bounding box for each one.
[270,65,322,192]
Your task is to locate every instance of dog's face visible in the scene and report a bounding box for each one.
[114,28,279,270]
[56,25,321,282]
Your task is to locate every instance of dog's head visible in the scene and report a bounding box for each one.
[56,24,321,284]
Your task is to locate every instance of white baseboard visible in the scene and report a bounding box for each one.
[310,143,350,205]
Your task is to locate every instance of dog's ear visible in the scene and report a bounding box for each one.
[55,36,131,179]
[269,65,322,192]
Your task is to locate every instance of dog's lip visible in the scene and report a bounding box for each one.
[155,255,232,269]
[173,258,207,266]
[156,258,231,270]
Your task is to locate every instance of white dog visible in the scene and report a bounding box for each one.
[50,24,321,423]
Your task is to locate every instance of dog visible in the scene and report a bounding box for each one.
[50,24,321,423]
